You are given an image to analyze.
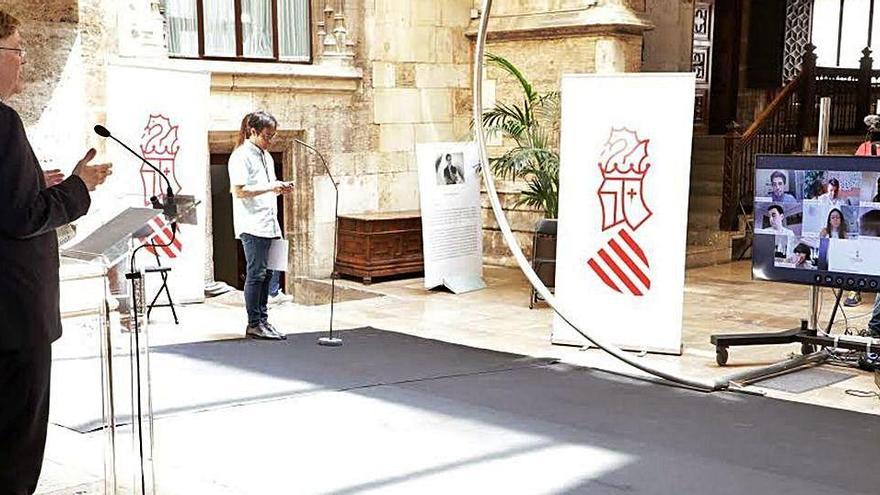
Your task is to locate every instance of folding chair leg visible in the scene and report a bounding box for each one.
[147,283,163,320]
[146,272,179,325]
[164,278,179,325]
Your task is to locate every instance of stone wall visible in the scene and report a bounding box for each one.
[5,0,655,290]
[3,0,110,171]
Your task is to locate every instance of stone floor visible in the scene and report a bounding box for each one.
[38,261,880,494]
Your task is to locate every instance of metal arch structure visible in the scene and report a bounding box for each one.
[471,0,728,392]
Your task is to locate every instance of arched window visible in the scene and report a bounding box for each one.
[163,0,311,63]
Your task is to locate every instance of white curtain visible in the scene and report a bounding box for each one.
[278,0,310,61]
[204,0,236,56]
[164,0,310,61]
[243,0,274,58]
[164,0,198,56]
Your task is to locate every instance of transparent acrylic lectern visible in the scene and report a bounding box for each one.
[61,206,167,495]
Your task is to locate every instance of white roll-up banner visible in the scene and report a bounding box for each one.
[552,73,695,354]
[101,64,211,303]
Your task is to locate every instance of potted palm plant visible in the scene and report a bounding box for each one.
[481,53,560,306]
[481,53,560,218]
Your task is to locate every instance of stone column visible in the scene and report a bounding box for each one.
[596,37,629,73]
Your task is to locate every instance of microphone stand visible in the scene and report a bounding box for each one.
[295,139,342,347]
[95,124,178,493]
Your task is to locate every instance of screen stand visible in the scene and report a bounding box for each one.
[710,288,879,385]
[710,97,879,382]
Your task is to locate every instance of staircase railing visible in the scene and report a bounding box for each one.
[718,43,879,231]
[719,73,805,230]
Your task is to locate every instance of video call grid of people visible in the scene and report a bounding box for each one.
[755,168,880,274]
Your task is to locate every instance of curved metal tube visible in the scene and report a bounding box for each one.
[472,0,727,391]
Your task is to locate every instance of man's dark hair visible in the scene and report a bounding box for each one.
[768,204,784,216]
[770,170,787,185]
[0,10,20,40]
[246,111,277,134]
[861,209,880,237]
[236,112,253,146]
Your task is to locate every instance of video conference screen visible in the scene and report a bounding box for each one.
[752,154,880,291]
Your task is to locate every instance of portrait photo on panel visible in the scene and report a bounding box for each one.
[435,152,466,186]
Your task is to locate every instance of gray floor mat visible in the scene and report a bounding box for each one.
[754,366,857,393]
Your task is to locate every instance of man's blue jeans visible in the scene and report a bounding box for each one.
[869,293,880,337]
[269,270,281,297]
[240,233,273,327]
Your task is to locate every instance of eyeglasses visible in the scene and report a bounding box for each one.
[0,47,26,59]
[260,131,277,141]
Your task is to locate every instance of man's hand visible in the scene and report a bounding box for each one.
[72,148,112,191]
[42,169,65,187]
[272,181,294,195]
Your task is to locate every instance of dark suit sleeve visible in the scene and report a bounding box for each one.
[0,106,91,240]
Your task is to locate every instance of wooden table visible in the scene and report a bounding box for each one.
[334,210,424,284]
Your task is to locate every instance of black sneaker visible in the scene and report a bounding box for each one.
[261,322,287,340]
[246,324,283,340]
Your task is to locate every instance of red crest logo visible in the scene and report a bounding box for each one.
[138,114,184,258]
[140,114,182,201]
[588,128,653,296]
[597,128,653,231]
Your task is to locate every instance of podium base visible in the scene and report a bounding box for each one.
[317,336,343,347]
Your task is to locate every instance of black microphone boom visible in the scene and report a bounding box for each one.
[294,139,339,194]
[93,124,177,217]
[294,139,342,347]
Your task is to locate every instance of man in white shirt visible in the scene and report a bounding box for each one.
[228,111,293,340]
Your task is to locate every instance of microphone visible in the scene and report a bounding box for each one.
[94,124,177,218]
[294,139,341,347]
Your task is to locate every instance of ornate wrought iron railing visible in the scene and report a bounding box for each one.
[815,65,880,134]
[719,74,805,230]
